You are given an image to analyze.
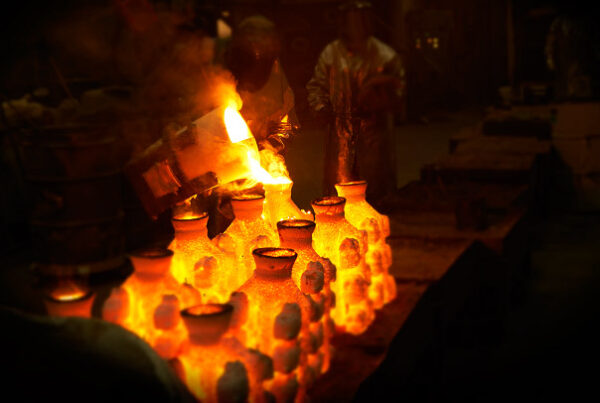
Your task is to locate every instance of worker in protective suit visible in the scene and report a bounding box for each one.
[226,15,299,153]
[201,15,299,236]
[306,1,405,204]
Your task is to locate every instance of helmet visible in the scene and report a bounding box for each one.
[338,1,373,52]
[228,15,280,92]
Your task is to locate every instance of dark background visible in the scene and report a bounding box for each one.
[1,1,600,401]
[3,0,595,121]
[2,0,598,249]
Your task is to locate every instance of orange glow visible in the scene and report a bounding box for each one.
[178,303,273,403]
[102,248,193,359]
[257,148,311,229]
[260,248,296,258]
[169,212,237,304]
[222,102,292,189]
[44,280,94,318]
[281,115,288,123]
[247,150,291,185]
[277,220,335,376]
[336,181,396,309]
[178,304,247,402]
[224,105,252,143]
[311,196,374,335]
[186,304,230,316]
[49,286,88,302]
[98,97,403,400]
[234,248,311,402]
[222,195,278,289]
[258,148,292,185]
[173,212,204,221]
[263,182,312,231]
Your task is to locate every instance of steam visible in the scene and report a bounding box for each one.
[43,1,238,129]
[37,2,291,208]
[259,148,291,183]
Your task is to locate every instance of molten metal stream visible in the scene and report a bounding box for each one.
[100,100,397,402]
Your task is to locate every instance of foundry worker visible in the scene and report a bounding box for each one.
[198,16,299,236]
[226,15,299,153]
[306,1,405,203]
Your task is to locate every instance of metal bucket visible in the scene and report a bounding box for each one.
[16,125,126,276]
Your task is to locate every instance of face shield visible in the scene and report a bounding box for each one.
[338,1,373,53]
[228,16,280,92]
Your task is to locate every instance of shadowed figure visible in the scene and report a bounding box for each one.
[306,1,405,203]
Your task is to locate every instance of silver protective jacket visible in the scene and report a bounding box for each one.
[307,37,405,195]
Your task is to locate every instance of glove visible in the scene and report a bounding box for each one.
[357,75,403,113]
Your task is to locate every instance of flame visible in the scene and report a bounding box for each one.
[247,151,291,185]
[52,291,88,302]
[259,148,292,185]
[223,103,307,231]
[174,212,204,221]
[172,196,197,219]
[49,280,89,302]
[223,103,291,186]
[224,105,252,143]
[44,279,94,318]
[49,284,88,302]
[94,92,398,400]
